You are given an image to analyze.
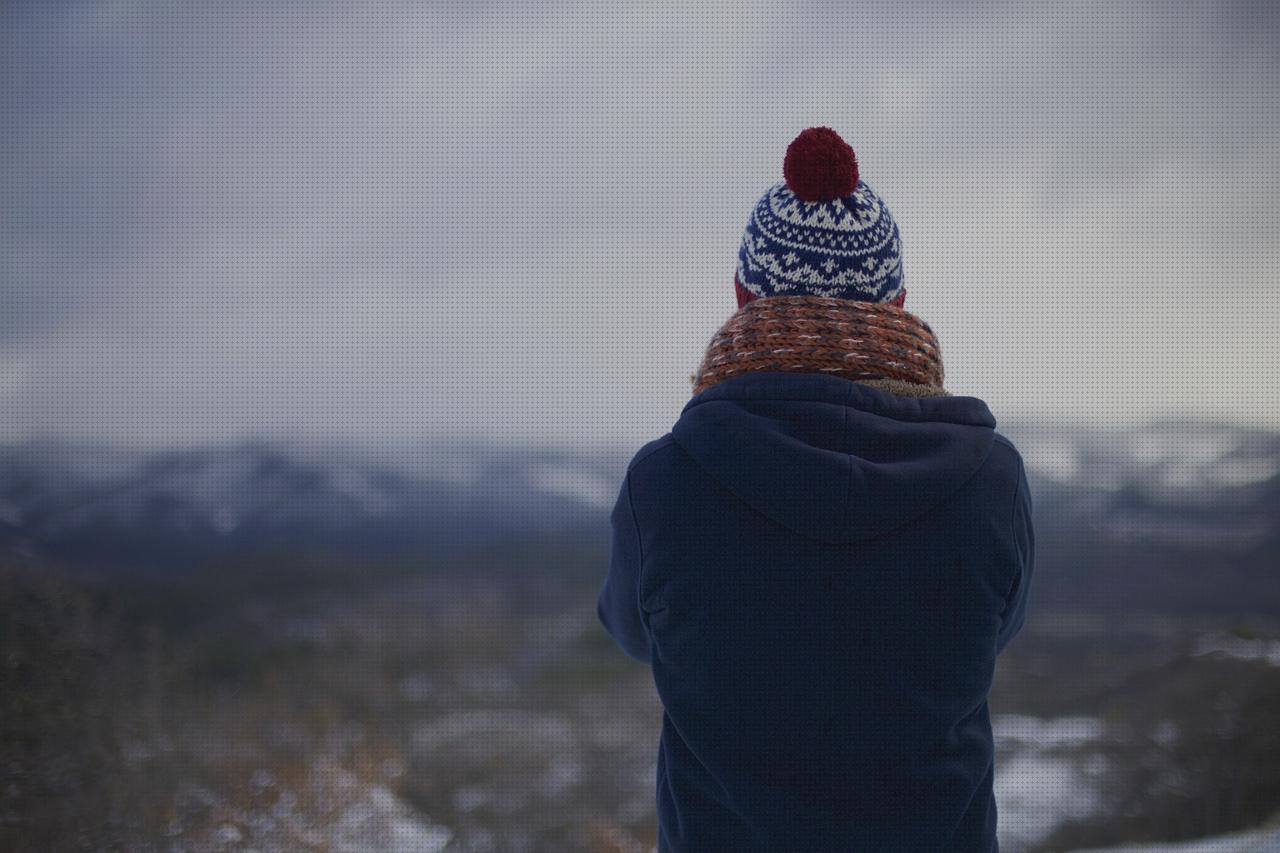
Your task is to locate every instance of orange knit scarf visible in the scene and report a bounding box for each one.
[691,295,945,397]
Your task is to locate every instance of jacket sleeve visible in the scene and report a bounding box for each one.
[995,456,1035,656]
[597,471,652,664]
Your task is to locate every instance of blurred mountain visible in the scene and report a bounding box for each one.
[0,438,628,571]
[0,419,1277,613]
[1002,417,1280,614]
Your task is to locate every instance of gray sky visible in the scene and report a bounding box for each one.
[2,0,1277,450]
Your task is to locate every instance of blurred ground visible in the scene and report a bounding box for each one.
[2,549,1279,852]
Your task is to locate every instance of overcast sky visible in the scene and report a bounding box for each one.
[2,0,1277,451]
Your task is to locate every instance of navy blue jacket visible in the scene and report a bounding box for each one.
[597,370,1035,852]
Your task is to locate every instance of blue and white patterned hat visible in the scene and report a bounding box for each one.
[734,127,905,308]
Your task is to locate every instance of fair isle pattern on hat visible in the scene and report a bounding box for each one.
[734,127,905,307]
[735,181,904,302]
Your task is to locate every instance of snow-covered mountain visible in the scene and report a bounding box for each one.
[1009,418,1280,552]
[0,419,1277,600]
[0,439,629,570]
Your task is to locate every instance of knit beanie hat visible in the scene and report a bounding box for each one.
[734,127,906,309]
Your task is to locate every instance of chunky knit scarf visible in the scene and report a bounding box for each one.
[690,295,949,398]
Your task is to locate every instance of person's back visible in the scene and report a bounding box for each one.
[597,128,1036,853]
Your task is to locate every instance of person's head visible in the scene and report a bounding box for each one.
[734,127,906,309]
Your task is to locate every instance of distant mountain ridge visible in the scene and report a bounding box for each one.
[0,438,629,571]
[1008,418,1280,550]
[1,421,1277,614]
[1002,418,1280,614]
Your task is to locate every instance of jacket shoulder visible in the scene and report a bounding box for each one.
[991,430,1023,456]
[987,432,1033,558]
[625,433,679,475]
[989,432,1026,481]
[973,432,1029,534]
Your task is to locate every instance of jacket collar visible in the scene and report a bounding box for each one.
[680,370,996,428]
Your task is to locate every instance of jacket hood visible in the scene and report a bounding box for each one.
[669,371,997,544]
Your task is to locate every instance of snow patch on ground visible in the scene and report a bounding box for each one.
[1191,632,1280,667]
[993,714,1112,853]
[1067,824,1280,852]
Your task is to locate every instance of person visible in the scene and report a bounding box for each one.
[597,126,1036,853]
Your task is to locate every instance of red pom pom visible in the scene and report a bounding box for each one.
[782,127,859,202]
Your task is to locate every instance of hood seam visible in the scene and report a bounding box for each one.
[668,373,999,545]
[843,386,852,524]
[668,424,998,546]
[665,435,837,543]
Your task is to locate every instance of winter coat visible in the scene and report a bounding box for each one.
[597,369,1035,852]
